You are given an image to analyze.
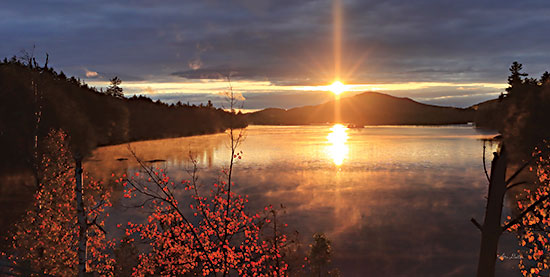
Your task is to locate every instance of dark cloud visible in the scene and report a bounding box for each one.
[2,0,550,107]
[172,67,264,80]
[135,90,339,110]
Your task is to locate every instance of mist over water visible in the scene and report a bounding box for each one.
[87,125,521,276]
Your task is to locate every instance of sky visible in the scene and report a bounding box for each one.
[2,0,550,110]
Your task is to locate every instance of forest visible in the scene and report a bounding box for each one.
[474,62,550,162]
[470,62,550,276]
[0,56,246,176]
[3,55,550,276]
[0,56,337,276]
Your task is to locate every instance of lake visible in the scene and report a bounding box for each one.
[86,124,521,276]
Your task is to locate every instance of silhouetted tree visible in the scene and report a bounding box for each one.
[0,57,246,175]
[306,233,339,277]
[541,71,550,86]
[105,76,124,98]
[475,62,550,161]
[506,61,528,95]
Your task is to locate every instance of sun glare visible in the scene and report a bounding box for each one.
[326,124,349,166]
[328,80,346,95]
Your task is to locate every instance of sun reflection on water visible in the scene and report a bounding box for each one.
[326,124,349,166]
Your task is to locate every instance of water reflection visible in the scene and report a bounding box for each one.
[326,124,349,166]
[87,125,511,276]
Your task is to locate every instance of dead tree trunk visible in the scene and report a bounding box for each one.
[75,157,87,276]
[476,146,508,277]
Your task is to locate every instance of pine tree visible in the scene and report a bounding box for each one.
[105,76,124,98]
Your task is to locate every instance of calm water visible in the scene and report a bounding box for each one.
[86,124,521,276]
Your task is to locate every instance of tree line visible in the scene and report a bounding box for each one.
[473,62,550,276]
[474,61,550,162]
[0,56,246,176]
[0,55,342,276]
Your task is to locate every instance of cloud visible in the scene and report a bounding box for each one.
[215,91,246,101]
[188,59,203,70]
[2,0,550,107]
[173,68,225,79]
[235,93,246,101]
[85,69,98,78]
[172,67,261,79]
[143,86,157,95]
[187,42,211,70]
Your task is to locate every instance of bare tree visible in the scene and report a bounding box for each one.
[219,75,246,276]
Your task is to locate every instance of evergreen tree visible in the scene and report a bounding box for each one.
[506,61,528,95]
[105,76,124,98]
[541,71,550,86]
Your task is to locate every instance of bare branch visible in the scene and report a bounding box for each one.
[121,197,155,209]
[506,160,531,185]
[87,216,107,234]
[88,198,106,213]
[471,217,482,231]
[125,144,218,269]
[482,141,491,183]
[506,181,527,191]
[502,194,550,232]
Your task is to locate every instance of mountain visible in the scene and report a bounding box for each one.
[246,91,475,125]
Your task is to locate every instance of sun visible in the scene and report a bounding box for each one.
[328,80,346,95]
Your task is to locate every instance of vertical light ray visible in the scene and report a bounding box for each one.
[333,0,342,81]
[333,0,343,122]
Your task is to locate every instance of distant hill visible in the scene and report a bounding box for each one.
[246,91,475,125]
